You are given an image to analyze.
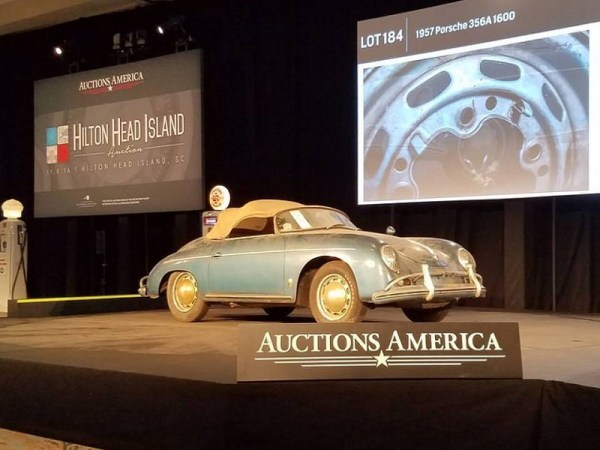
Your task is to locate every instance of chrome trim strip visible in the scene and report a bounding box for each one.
[165,255,211,264]
[211,250,284,257]
[166,247,355,263]
[204,293,294,303]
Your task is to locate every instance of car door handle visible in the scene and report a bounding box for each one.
[212,252,222,258]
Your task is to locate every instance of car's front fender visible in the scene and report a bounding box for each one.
[282,232,395,302]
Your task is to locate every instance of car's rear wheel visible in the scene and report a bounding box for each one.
[167,271,209,322]
[263,306,295,320]
[309,261,366,323]
[402,302,451,322]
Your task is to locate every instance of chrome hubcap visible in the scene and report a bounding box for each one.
[317,274,351,320]
[172,273,197,312]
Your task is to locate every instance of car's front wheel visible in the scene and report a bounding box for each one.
[309,261,366,323]
[402,302,451,322]
[167,271,209,322]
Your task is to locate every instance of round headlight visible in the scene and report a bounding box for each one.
[457,248,475,269]
[381,245,400,273]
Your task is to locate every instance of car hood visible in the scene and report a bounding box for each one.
[315,229,463,268]
[375,233,462,267]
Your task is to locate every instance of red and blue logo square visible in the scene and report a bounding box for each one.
[46,125,69,164]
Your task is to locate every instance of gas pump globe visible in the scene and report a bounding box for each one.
[0,199,27,315]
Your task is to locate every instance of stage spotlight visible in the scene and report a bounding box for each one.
[124,32,133,49]
[156,15,185,36]
[53,46,63,56]
[156,15,194,52]
[136,29,147,46]
[112,32,121,51]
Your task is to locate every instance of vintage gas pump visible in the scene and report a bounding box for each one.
[201,211,220,236]
[0,199,27,315]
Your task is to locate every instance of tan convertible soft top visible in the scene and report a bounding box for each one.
[206,199,304,240]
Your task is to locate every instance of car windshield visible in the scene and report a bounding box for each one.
[275,207,357,232]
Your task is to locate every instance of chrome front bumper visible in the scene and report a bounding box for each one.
[371,265,485,306]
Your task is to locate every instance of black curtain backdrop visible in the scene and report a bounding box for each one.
[0,0,598,313]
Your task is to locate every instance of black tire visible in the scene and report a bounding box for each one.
[263,306,295,320]
[309,261,366,323]
[402,303,451,322]
[166,271,209,322]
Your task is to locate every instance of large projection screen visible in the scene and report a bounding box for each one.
[34,50,203,217]
[357,0,596,204]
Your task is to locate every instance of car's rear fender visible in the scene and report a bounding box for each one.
[145,265,173,298]
[146,257,209,298]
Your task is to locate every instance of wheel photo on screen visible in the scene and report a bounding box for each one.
[361,32,589,203]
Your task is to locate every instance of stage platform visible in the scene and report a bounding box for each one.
[0,307,599,449]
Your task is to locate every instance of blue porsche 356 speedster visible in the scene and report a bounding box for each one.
[138,199,485,323]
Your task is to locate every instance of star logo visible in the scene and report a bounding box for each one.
[373,350,390,367]
[108,85,113,92]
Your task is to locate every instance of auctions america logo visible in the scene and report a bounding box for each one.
[254,330,504,369]
[237,323,522,381]
[78,71,144,95]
